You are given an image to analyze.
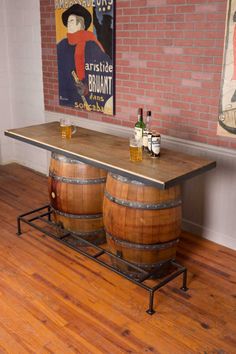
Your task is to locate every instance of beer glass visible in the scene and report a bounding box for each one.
[129,135,142,162]
[60,118,77,139]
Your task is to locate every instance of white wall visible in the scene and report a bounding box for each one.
[0,0,14,162]
[0,1,235,251]
[0,0,47,172]
[164,136,236,251]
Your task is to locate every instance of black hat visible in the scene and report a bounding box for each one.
[62,4,92,30]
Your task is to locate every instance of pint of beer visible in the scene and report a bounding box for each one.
[60,118,76,139]
[129,135,142,162]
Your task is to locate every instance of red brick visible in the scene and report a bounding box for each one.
[191,104,210,113]
[174,39,194,46]
[156,23,175,30]
[193,56,213,64]
[176,5,195,13]
[192,72,214,80]
[172,101,190,110]
[40,0,236,150]
[166,14,185,22]
[117,1,131,9]
[156,6,175,14]
[196,4,218,13]
[175,23,195,30]
[167,0,187,4]
[130,0,147,6]
[206,13,226,21]
[185,13,204,22]
[166,31,184,39]
[161,106,180,115]
[180,110,200,119]
[147,0,166,5]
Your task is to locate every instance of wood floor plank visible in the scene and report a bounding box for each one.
[0,163,235,354]
[0,322,32,354]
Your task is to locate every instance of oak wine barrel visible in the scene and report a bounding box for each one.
[103,173,182,275]
[48,153,107,244]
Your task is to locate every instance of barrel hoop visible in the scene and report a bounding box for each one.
[49,171,106,185]
[70,228,105,237]
[51,152,84,164]
[52,207,103,219]
[106,232,179,250]
[109,172,145,185]
[131,258,175,269]
[104,190,182,210]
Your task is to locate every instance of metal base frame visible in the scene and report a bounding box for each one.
[16,205,188,315]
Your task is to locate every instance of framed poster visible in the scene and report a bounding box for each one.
[218,0,236,137]
[55,1,115,115]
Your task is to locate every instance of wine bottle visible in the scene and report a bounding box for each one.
[134,108,146,141]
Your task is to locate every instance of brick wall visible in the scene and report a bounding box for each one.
[40,0,236,149]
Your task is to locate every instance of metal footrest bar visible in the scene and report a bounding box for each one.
[16,205,188,315]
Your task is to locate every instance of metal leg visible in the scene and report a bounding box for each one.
[48,205,51,222]
[180,268,188,291]
[146,290,156,315]
[16,217,22,236]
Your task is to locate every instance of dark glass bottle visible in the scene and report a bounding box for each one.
[134,108,146,141]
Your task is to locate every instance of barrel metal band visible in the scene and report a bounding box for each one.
[69,228,105,237]
[52,207,102,219]
[106,231,179,250]
[104,190,182,210]
[132,258,175,270]
[51,152,84,164]
[109,172,145,185]
[49,171,106,185]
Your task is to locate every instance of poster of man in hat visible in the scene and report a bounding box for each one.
[55,1,114,115]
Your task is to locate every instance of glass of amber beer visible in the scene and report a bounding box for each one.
[129,135,142,162]
[60,118,77,139]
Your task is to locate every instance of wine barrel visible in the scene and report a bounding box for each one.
[48,153,107,243]
[103,173,182,274]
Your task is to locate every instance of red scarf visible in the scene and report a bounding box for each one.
[67,31,104,81]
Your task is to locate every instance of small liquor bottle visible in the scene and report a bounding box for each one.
[151,132,161,157]
[143,110,151,152]
[134,108,146,141]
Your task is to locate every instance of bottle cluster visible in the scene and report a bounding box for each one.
[134,108,161,158]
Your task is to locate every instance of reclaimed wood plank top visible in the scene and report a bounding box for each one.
[5,121,216,189]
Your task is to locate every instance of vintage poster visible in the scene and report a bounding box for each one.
[218,0,236,137]
[55,0,114,115]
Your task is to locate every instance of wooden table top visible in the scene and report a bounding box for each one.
[5,121,216,189]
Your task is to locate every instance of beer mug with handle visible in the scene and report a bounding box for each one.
[60,118,77,139]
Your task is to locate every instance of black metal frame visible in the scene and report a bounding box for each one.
[16,205,188,315]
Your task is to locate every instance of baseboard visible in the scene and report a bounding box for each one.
[182,219,236,250]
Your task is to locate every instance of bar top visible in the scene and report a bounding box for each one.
[5,121,216,189]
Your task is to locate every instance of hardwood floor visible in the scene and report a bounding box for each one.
[0,163,235,354]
